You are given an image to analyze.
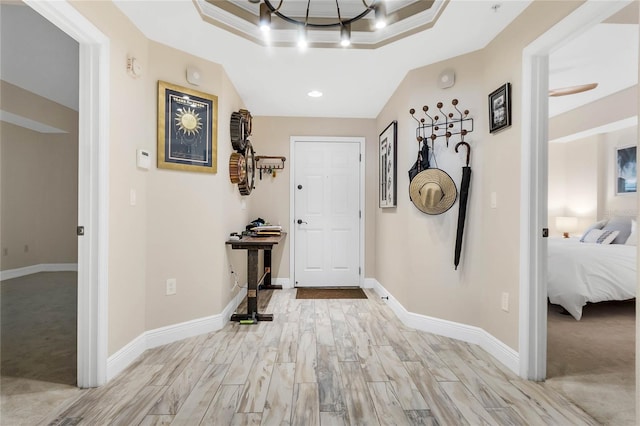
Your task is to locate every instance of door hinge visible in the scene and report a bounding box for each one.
[359,267,361,276]
[542,228,549,238]
[359,210,361,219]
[359,153,362,162]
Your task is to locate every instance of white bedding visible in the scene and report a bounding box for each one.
[547,239,636,320]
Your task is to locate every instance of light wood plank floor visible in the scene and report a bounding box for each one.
[42,289,599,425]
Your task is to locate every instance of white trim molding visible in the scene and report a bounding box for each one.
[0,263,78,281]
[24,0,111,388]
[107,287,247,381]
[272,278,292,289]
[370,279,519,375]
[519,0,632,381]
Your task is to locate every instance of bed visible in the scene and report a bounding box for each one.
[547,217,637,320]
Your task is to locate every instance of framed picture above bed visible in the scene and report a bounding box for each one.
[615,145,637,195]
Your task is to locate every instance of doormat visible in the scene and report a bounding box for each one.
[296,287,368,300]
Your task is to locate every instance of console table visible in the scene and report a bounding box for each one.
[225,233,285,322]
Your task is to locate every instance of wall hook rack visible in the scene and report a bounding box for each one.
[255,155,286,179]
[410,99,474,148]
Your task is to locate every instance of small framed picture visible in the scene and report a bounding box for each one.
[615,145,637,195]
[488,83,511,134]
[379,121,397,208]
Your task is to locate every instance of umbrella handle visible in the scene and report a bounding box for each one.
[455,141,471,166]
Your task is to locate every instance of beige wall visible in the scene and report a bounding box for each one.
[549,85,638,142]
[375,49,487,327]
[249,117,378,279]
[548,136,599,236]
[72,0,150,355]
[375,0,583,349]
[144,41,248,330]
[71,1,247,355]
[0,82,78,271]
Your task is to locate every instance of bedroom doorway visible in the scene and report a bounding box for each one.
[544,3,638,423]
[520,0,637,421]
[20,1,110,388]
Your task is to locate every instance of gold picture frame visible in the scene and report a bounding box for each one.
[157,81,218,173]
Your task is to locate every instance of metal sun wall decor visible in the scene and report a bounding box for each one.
[409,99,474,270]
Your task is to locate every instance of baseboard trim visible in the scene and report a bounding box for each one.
[0,263,78,281]
[363,278,376,289]
[106,287,247,381]
[369,279,520,375]
[273,278,292,288]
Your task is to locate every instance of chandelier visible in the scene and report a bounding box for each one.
[249,0,388,47]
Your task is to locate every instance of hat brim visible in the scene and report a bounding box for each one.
[409,168,457,215]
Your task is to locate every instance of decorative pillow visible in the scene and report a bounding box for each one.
[579,219,608,241]
[601,216,633,244]
[580,229,620,244]
[625,219,637,246]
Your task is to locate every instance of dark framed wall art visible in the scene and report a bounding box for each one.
[157,81,218,173]
[615,145,637,195]
[379,120,397,208]
[488,82,511,134]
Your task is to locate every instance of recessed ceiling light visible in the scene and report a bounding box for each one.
[308,90,323,98]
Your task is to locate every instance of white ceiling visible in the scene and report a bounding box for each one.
[0,3,79,111]
[548,22,638,118]
[1,1,638,122]
[113,0,532,118]
[195,0,446,47]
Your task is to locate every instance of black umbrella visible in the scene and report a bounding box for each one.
[454,140,471,270]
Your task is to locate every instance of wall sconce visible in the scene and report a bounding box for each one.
[556,216,578,238]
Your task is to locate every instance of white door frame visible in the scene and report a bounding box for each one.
[25,0,110,387]
[290,136,365,288]
[519,0,632,380]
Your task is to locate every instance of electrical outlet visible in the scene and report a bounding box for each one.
[166,278,177,295]
[501,292,509,312]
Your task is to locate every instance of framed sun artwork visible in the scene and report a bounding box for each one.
[157,81,218,173]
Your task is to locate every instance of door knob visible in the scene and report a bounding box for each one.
[297,184,303,190]
[297,219,307,225]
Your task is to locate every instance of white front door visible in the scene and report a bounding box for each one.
[293,139,361,287]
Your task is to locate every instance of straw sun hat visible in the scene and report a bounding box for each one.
[409,168,457,215]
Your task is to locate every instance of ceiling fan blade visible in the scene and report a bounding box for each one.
[549,83,598,97]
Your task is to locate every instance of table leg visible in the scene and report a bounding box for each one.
[230,248,273,322]
[259,249,283,290]
[247,248,258,315]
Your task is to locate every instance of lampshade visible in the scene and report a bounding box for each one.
[556,216,578,238]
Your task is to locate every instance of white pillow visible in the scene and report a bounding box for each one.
[580,229,620,244]
[625,219,637,246]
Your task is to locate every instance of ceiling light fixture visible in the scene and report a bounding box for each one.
[259,2,271,31]
[340,23,351,47]
[255,0,387,47]
[308,90,323,98]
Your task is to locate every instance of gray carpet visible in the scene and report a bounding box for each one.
[547,300,636,425]
[1,272,77,385]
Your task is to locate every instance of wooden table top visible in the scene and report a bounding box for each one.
[225,232,286,249]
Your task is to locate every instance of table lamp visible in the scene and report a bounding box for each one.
[556,216,578,238]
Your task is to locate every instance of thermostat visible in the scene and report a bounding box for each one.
[137,149,150,170]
